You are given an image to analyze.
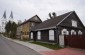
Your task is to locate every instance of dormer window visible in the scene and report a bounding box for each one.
[72,20,77,27]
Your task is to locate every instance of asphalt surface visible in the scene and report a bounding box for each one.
[0,36,41,55]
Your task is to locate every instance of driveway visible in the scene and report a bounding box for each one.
[0,36,41,55]
[41,48,85,55]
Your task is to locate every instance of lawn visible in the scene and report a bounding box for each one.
[30,41,62,50]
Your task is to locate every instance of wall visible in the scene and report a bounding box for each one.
[22,22,30,40]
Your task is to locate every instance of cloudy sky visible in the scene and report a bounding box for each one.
[0,0,85,25]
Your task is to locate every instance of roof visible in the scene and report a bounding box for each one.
[31,11,73,31]
[19,15,42,26]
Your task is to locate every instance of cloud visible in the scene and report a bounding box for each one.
[0,0,85,25]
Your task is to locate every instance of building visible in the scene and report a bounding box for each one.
[9,11,14,23]
[17,15,42,40]
[0,11,14,33]
[30,11,85,43]
[0,11,7,33]
[16,25,22,39]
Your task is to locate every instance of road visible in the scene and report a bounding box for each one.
[0,35,41,55]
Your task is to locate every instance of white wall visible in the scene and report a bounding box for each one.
[59,35,64,47]
[49,30,54,41]
[37,31,41,40]
[31,32,33,39]
[0,18,7,33]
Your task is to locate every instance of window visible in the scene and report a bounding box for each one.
[31,32,33,39]
[72,20,77,27]
[31,23,35,27]
[49,30,54,40]
[78,30,82,35]
[61,29,69,35]
[71,30,76,35]
[25,32,27,35]
[27,32,29,35]
[21,31,22,34]
[37,31,41,40]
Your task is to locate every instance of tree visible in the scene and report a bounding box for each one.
[5,21,11,35]
[5,21,17,38]
[11,22,17,38]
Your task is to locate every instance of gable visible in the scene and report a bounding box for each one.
[29,15,42,22]
[59,11,84,29]
[19,15,42,26]
[31,16,41,22]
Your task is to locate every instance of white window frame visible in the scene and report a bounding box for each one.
[78,30,82,35]
[37,31,41,40]
[61,29,69,35]
[72,20,77,27]
[71,30,76,35]
[49,30,54,41]
[31,32,33,39]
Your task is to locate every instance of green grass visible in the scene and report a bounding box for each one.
[30,41,62,50]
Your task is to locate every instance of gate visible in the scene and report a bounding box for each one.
[64,35,85,49]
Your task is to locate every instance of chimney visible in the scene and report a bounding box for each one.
[52,12,57,18]
[49,13,52,19]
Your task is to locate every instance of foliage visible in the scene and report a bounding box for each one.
[5,21,17,38]
[5,21,11,34]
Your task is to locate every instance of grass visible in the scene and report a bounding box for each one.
[30,41,62,50]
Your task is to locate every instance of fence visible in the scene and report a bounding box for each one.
[64,35,85,49]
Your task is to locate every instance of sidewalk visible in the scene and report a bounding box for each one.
[40,48,85,55]
[5,37,53,53]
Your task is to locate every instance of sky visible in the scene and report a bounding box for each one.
[0,0,85,25]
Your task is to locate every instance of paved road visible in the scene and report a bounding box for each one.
[0,36,41,55]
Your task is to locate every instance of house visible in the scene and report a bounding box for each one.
[30,11,85,43]
[16,15,42,40]
[16,25,22,39]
